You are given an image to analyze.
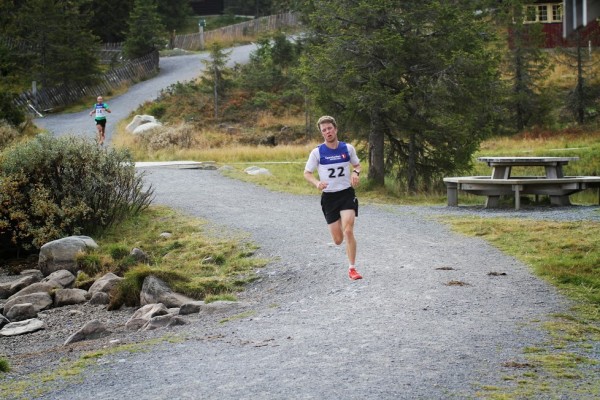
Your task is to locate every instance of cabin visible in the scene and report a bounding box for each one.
[523,1,600,47]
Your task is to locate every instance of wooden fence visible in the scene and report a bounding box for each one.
[173,12,300,51]
[15,51,159,113]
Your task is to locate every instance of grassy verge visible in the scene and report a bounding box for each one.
[93,205,268,306]
[442,217,600,399]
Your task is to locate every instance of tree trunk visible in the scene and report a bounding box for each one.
[407,132,417,193]
[576,31,585,124]
[368,112,385,185]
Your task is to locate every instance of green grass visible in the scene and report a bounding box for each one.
[92,205,268,308]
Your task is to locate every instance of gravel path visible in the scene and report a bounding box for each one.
[28,166,597,399]
[32,44,256,143]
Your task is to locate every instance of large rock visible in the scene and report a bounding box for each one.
[141,314,186,331]
[0,282,12,299]
[0,314,9,329]
[140,275,194,308]
[64,320,109,345]
[125,114,159,132]
[3,292,53,316]
[54,289,89,307]
[133,122,162,135]
[9,275,39,295]
[88,273,123,298]
[0,318,45,336]
[42,270,76,288]
[9,281,62,300]
[125,303,169,331]
[5,303,37,322]
[38,236,98,276]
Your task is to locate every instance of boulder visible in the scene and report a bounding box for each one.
[38,236,98,276]
[125,303,168,331]
[179,301,205,315]
[133,122,162,135]
[0,282,11,299]
[89,292,110,305]
[9,281,62,300]
[42,270,76,288]
[139,275,194,308]
[54,289,89,307]
[64,320,109,345]
[20,269,44,281]
[125,114,158,132]
[0,314,9,329]
[5,303,37,322]
[0,318,45,336]
[130,248,149,263]
[3,292,53,316]
[9,275,39,295]
[88,273,123,297]
[141,314,186,331]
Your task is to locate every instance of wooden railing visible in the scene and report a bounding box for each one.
[15,51,159,113]
[173,12,300,51]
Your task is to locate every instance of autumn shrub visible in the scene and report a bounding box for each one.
[0,134,154,257]
[0,120,20,150]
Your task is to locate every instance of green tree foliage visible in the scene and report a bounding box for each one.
[157,0,193,32]
[123,0,166,59]
[0,135,154,257]
[497,0,553,131]
[236,32,303,113]
[200,43,233,119]
[0,92,25,127]
[84,0,135,43]
[557,29,600,124]
[9,0,100,87]
[301,0,502,191]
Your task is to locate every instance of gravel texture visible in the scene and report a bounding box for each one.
[2,167,596,399]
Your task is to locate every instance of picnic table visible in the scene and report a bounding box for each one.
[443,156,600,210]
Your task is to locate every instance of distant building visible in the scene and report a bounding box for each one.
[521,1,600,47]
[189,0,225,15]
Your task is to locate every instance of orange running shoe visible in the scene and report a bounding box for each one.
[349,267,363,280]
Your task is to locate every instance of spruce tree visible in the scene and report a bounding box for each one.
[123,0,166,59]
[300,0,502,191]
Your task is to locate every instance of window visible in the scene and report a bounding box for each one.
[523,3,562,24]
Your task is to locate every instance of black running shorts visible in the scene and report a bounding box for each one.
[320,187,358,224]
[95,118,107,128]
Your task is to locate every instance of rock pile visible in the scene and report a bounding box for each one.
[0,235,240,347]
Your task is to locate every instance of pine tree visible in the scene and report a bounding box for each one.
[123,0,166,59]
[10,0,100,88]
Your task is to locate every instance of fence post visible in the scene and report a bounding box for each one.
[198,19,206,50]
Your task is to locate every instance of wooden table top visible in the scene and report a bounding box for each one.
[477,156,579,164]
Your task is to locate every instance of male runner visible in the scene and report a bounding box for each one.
[304,115,363,280]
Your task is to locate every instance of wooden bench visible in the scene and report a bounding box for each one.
[443,176,600,210]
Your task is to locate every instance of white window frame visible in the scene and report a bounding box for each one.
[523,3,563,24]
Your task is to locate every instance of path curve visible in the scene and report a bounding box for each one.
[37,167,572,399]
[32,44,256,143]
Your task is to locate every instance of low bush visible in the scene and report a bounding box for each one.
[0,134,154,257]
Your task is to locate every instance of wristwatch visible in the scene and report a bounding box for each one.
[353,169,360,176]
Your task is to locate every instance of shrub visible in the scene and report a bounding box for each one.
[0,357,10,373]
[0,91,25,127]
[0,134,154,256]
[0,120,20,150]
